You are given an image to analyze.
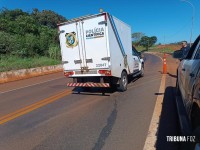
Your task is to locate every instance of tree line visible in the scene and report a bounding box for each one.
[0,8,67,58]
[132,32,157,50]
[0,9,157,59]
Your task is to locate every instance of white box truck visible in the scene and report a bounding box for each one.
[58,12,144,91]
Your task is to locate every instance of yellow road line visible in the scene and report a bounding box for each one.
[0,89,72,125]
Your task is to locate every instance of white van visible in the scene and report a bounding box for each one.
[58,12,144,91]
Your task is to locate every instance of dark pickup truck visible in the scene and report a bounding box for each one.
[173,35,200,149]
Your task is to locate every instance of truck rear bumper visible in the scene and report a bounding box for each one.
[67,82,110,87]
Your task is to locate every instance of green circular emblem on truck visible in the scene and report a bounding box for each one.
[65,32,78,48]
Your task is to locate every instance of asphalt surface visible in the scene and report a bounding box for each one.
[0,53,179,150]
[156,55,180,150]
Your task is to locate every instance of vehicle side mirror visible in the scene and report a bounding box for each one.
[173,50,184,60]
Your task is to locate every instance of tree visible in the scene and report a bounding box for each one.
[31,9,67,28]
[0,8,28,21]
[139,36,157,50]
[0,31,11,54]
[140,36,149,50]
[132,32,144,45]
[0,8,66,58]
[15,15,39,35]
[149,36,157,46]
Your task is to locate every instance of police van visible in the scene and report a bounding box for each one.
[58,12,144,91]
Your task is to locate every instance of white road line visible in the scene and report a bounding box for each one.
[0,77,64,94]
[143,74,166,150]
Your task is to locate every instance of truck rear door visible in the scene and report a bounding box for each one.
[80,14,109,69]
[59,22,84,70]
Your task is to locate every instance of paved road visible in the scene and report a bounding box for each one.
[0,53,174,150]
[156,54,180,150]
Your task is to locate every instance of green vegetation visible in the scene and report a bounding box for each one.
[0,55,60,72]
[149,45,180,54]
[132,32,157,51]
[0,8,67,72]
[134,46,146,52]
[140,36,157,50]
[135,44,180,54]
[132,32,181,53]
[150,48,174,53]
[132,32,144,45]
[135,44,181,53]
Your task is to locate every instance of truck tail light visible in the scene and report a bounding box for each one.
[98,70,112,76]
[64,71,74,77]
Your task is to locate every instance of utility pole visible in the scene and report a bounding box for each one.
[180,0,195,47]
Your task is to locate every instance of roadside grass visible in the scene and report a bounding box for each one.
[135,44,181,54]
[149,48,175,54]
[1,44,181,72]
[134,46,146,52]
[149,45,181,54]
[0,55,61,72]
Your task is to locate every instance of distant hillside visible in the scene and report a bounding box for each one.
[156,44,181,51]
[149,44,182,53]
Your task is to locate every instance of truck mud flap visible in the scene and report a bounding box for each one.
[67,83,110,88]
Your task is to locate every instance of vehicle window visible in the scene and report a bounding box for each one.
[133,50,139,56]
[132,50,137,56]
[132,48,138,56]
[194,44,200,59]
[186,35,200,59]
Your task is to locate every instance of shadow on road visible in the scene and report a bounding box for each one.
[156,86,180,150]
[72,87,115,96]
[157,71,177,79]
[167,73,177,78]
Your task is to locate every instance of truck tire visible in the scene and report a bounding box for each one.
[191,103,200,130]
[184,103,200,150]
[140,65,144,77]
[118,71,128,92]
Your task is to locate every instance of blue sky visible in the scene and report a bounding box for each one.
[0,0,199,44]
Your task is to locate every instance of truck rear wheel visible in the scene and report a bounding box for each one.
[118,71,128,92]
[140,65,144,77]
